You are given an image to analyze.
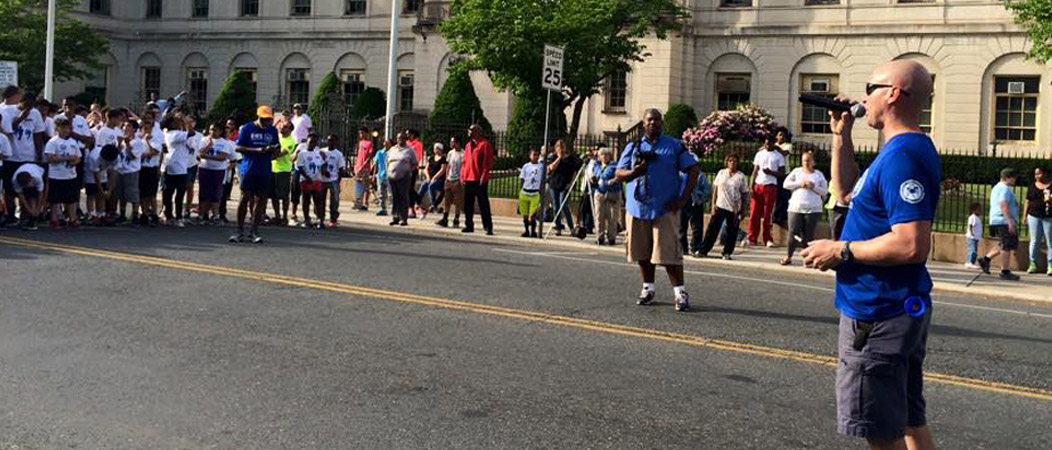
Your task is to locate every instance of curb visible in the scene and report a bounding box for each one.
[340,215,1050,306]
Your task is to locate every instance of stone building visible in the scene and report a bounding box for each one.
[62,0,1047,154]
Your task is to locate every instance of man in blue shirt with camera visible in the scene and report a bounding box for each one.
[615,109,700,312]
[802,60,939,450]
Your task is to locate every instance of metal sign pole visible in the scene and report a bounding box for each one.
[538,90,551,239]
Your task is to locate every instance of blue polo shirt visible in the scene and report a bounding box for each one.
[836,133,941,321]
[593,163,622,194]
[236,122,279,178]
[616,135,697,220]
[988,182,1018,226]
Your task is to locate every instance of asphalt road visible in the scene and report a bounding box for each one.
[1,224,1050,449]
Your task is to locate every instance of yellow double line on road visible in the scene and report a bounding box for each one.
[2,235,1051,403]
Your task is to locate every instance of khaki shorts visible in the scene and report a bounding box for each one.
[626,212,683,266]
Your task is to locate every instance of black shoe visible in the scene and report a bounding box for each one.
[522,231,530,238]
[485,229,494,236]
[637,289,655,306]
[978,256,991,274]
[999,271,1020,281]
[436,219,448,228]
[530,231,539,238]
[721,254,732,260]
[597,236,606,246]
[461,227,475,233]
[453,220,460,229]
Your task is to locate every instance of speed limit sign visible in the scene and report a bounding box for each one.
[542,45,564,92]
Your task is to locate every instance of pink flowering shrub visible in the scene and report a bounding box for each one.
[682,105,781,155]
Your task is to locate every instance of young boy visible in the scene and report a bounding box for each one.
[86,110,123,225]
[322,135,346,227]
[44,118,82,229]
[518,148,544,238]
[373,139,389,217]
[295,134,326,229]
[114,120,145,226]
[12,163,44,230]
[271,121,296,226]
[138,115,162,226]
[965,202,982,270]
[981,168,1021,280]
[197,123,236,223]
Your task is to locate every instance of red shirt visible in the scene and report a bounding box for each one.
[408,138,424,164]
[354,139,374,174]
[461,137,493,184]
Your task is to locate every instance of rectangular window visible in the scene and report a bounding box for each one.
[237,68,258,100]
[340,70,366,107]
[716,73,751,111]
[141,67,161,101]
[898,0,935,3]
[606,70,628,111]
[90,0,111,15]
[146,0,162,18]
[192,0,209,17]
[345,0,367,15]
[398,71,415,112]
[994,76,1040,142]
[286,69,311,106]
[187,69,208,115]
[291,0,312,16]
[720,0,751,7]
[800,74,838,134]
[920,75,935,134]
[403,0,422,14]
[805,0,840,4]
[241,0,259,16]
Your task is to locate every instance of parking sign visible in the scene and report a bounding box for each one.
[0,61,17,88]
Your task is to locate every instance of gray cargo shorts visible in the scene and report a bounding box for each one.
[836,309,931,439]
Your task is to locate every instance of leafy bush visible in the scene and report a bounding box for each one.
[682,105,780,155]
[207,71,257,125]
[664,103,697,138]
[506,92,566,158]
[428,68,493,142]
[352,88,386,120]
[307,72,341,120]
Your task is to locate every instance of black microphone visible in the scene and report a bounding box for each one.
[799,94,866,118]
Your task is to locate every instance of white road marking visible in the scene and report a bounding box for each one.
[494,248,1052,320]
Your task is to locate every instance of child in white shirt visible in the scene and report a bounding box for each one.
[965,202,983,269]
[518,148,544,238]
[295,134,326,229]
[321,135,347,227]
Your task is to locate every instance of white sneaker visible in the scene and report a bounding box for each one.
[964,262,980,270]
[175,219,185,228]
[765,241,775,248]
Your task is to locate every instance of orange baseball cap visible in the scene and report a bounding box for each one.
[256,105,274,119]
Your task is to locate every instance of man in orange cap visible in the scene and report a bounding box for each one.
[230,105,280,244]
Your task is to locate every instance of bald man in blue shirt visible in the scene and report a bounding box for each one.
[802,60,940,450]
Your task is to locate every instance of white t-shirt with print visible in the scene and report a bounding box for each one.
[116,138,146,174]
[44,136,82,180]
[186,132,202,168]
[967,214,983,240]
[520,162,544,191]
[140,130,163,168]
[10,108,47,162]
[84,146,113,184]
[296,148,325,182]
[752,149,786,186]
[199,137,235,171]
[292,114,312,144]
[12,163,44,194]
[163,130,191,176]
[321,148,346,183]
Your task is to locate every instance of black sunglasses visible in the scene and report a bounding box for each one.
[866,83,911,97]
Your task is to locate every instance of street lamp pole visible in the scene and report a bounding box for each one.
[44,0,57,100]
[385,0,403,141]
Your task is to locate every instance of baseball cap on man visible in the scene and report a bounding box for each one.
[257,106,274,119]
[1000,168,1018,180]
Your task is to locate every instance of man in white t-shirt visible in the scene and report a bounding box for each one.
[748,134,786,247]
[321,135,346,227]
[291,104,313,144]
[1,87,47,225]
[58,97,96,193]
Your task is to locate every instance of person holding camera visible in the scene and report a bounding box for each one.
[801,60,939,450]
[614,109,700,312]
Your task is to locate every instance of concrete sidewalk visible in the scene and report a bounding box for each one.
[326,202,1051,305]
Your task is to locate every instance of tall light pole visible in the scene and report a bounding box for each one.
[43,0,57,100]
[384,0,403,140]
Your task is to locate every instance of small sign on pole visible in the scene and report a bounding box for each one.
[541,45,564,92]
[0,61,17,88]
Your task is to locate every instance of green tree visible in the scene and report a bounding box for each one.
[663,103,698,139]
[505,93,566,158]
[308,72,342,119]
[352,87,386,120]
[440,0,689,142]
[1006,0,1052,64]
[207,71,257,125]
[0,0,110,95]
[429,66,493,134]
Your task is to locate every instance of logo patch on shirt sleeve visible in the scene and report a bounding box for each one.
[900,179,925,204]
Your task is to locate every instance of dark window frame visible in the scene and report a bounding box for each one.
[90,0,112,15]
[192,0,209,18]
[993,75,1040,142]
[291,0,312,16]
[240,0,259,17]
[145,0,162,18]
[345,0,367,15]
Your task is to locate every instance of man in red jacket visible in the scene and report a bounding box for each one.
[461,124,494,235]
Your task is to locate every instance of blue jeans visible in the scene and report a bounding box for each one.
[966,238,979,265]
[549,187,575,230]
[418,179,445,209]
[1028,214,1052,265]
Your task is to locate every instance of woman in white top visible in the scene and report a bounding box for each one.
[780,151,828,265]
[697,153,751,260]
